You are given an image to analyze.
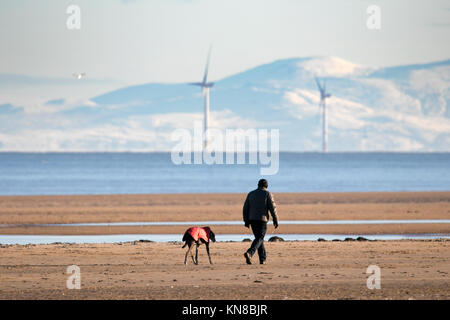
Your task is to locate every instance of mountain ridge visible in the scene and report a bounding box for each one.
[0,56,449,152]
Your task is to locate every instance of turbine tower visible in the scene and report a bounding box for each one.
[315,77,331,152]
[189,47,214,150]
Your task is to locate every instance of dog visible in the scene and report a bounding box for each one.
[182,226,216,265]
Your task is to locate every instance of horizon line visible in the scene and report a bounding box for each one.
[0,151,449,154]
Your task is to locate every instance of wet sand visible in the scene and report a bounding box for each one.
[1,223,450,235]
[0,240,448,300]
[0,192,449,234]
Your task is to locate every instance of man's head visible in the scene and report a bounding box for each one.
[258,179,268,189]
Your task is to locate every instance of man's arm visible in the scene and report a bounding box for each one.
[243,194,250,227]
[268,192,278,228]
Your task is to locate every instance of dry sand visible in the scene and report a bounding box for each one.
[0,240,448,300]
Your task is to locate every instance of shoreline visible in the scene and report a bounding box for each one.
[0,192,448,299]
[1,235,449,247]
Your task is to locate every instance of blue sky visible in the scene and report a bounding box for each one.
[0,0,449,85]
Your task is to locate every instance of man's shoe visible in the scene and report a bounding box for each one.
[244,252,252,265]
[260,261,266,265]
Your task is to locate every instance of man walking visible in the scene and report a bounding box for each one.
[243,179,279,265]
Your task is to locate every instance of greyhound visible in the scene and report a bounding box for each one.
[182,226,216,265]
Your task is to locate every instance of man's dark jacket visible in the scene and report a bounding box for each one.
[243,187,278,225]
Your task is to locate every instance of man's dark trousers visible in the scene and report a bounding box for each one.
[247,220,267,263]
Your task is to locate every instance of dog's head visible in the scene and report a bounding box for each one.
[209,229,216,243]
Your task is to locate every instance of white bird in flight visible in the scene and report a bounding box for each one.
[72,73,86,80]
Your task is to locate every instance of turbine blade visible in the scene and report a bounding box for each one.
[315,77,323,92]
[202,45,212,85]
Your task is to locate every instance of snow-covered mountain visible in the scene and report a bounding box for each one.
[0,56,449,151]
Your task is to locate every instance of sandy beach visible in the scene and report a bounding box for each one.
[0,191,449,299]
[0,191,449,235]
[0,240,449,300]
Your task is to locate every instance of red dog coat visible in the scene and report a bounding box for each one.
[186,226,212,242]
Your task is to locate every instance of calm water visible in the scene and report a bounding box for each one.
[0,234,449,245]
[0,152,449,195]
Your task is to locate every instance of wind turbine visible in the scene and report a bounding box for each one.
[189,47,214,150]
[315,77,331,152]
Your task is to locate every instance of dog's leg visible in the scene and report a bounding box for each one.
[184,242,191,265]
[195,243,199,265]
[189,242,196,264]
[206,242,213,264]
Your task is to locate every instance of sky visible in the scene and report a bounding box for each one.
[0,0,449,152]
[0,0,449,85]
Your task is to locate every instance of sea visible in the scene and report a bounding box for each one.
[0,152,449,195]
